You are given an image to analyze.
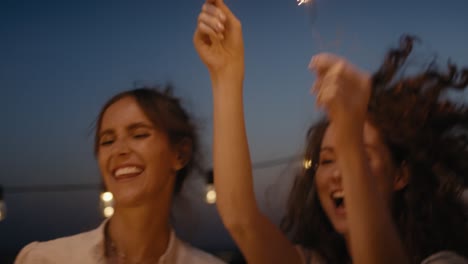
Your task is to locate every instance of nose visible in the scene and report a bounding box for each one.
[111,138,130,156]
[331,167,342,183]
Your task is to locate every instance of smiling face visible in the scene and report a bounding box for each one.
[97,96,181,208]
[314,121,408,235]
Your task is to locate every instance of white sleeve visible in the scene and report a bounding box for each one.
[14,242,49,264]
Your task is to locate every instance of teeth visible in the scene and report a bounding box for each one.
[114,166,142,177]
[332,190,344,199]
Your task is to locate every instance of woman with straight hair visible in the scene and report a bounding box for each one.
[16,86,225,264]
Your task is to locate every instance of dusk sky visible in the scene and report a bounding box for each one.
[1,0,467,260]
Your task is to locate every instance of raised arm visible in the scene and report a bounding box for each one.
[193,1,301,263]
[310,54,409,264]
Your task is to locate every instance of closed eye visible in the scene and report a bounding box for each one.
[133,133,150,139]
[320,159,334,165]
[100,140,114,146]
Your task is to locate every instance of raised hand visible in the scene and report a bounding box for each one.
[309,53,371,126]
[193,0,244,82]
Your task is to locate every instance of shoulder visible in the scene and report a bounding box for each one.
[421,251,468,264]
[177,240,226,264]
[15,227,103,264]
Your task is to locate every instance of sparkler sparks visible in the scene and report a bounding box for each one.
[297,0,312,6]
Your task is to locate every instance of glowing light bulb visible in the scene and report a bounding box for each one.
[303,159,312,169]
[100,190,114,218]
[100,192,113,202]
[205,184,217,204]
[103,206,114,218]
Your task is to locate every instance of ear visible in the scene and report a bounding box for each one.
[173,138,193,171]
[393,162,410,191]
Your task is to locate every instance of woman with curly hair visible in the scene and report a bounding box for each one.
[194,0,468,263]
[281,36,468,264]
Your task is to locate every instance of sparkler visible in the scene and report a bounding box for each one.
[296,0,338,52]
[297,0,312,6]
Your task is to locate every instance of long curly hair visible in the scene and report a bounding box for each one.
[281,35,468,264]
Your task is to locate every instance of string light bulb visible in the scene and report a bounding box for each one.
[205,170,217,204]
[0,185,6,221]
[100,183,114,218]
[303,159,312,170]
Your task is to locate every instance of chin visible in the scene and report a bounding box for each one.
[331,220,348,235]
[113,191,146,208]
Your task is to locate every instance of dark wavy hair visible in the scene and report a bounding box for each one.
[281,35,468,264]
[94,85,200,194]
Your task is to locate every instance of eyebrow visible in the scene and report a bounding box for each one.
[320,146,334,153]
[319,144,378,153]
[98,129,114,139]
[98,122,154,138]
[127,122,154,131]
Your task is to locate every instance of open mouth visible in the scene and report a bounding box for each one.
[333,197,344,208]
[113,166,143,179]
[331,190,345,209]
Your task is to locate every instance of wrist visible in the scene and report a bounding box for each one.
[210,68,244,90]
[332,118,365,144]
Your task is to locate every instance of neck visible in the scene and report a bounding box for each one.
[107,199,172,263]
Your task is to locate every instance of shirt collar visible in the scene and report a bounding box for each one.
[157,230,179,263]
[89,219,180,264]
[90,218,110,263]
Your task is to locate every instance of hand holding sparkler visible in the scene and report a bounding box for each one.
[309,53,371,126]
[194,0,244,83]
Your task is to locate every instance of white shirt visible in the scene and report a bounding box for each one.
[15,221,225,264]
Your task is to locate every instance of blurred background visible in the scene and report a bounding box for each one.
[1,0,467,262]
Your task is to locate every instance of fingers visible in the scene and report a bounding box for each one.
[210,0,241,29]
[310,52,370,82]
[312,59,344,94]
[198,3,226,40]
[197,21,221,45]
[198,15,224,41]
[203,2,226,22]
[317,68,341,107]
[312,60,344,108]
[309,52,372,119]
[309,53,345,76]
[215,0,230,16]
